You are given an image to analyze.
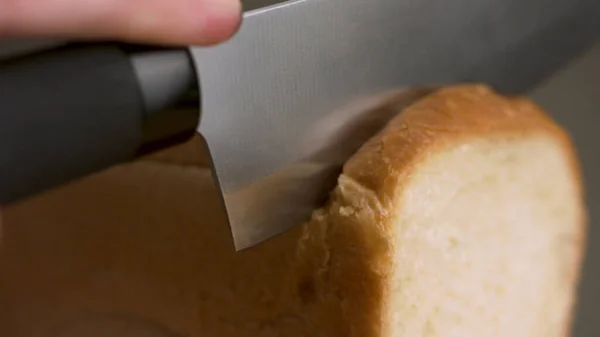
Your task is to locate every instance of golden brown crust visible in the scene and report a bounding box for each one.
[345,85,582,203]
[0,84,586,337]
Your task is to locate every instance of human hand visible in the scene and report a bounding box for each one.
[0,0,242,45]
[0,0,242,244]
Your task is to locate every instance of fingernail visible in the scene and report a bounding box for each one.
[209,0,242,18]
[196,0,242,44]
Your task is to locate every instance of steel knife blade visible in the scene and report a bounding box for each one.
[190,0,599,250]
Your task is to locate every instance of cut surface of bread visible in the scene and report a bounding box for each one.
[0,85,585,337]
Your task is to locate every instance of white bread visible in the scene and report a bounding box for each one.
[0,85,586,337]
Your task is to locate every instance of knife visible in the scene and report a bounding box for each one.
[1,0,598,250]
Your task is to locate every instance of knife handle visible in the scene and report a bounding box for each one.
[0,43,199,205]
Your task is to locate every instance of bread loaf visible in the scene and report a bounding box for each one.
[0,85,585,337]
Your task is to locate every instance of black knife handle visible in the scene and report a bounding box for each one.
[0,43,199,205]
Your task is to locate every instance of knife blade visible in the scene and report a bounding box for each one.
[191,0,600,249]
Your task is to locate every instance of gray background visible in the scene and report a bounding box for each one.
[530,44,600,336]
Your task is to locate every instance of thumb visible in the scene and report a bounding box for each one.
[0,0,242,46]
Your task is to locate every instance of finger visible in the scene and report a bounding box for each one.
[0,0,242,46]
